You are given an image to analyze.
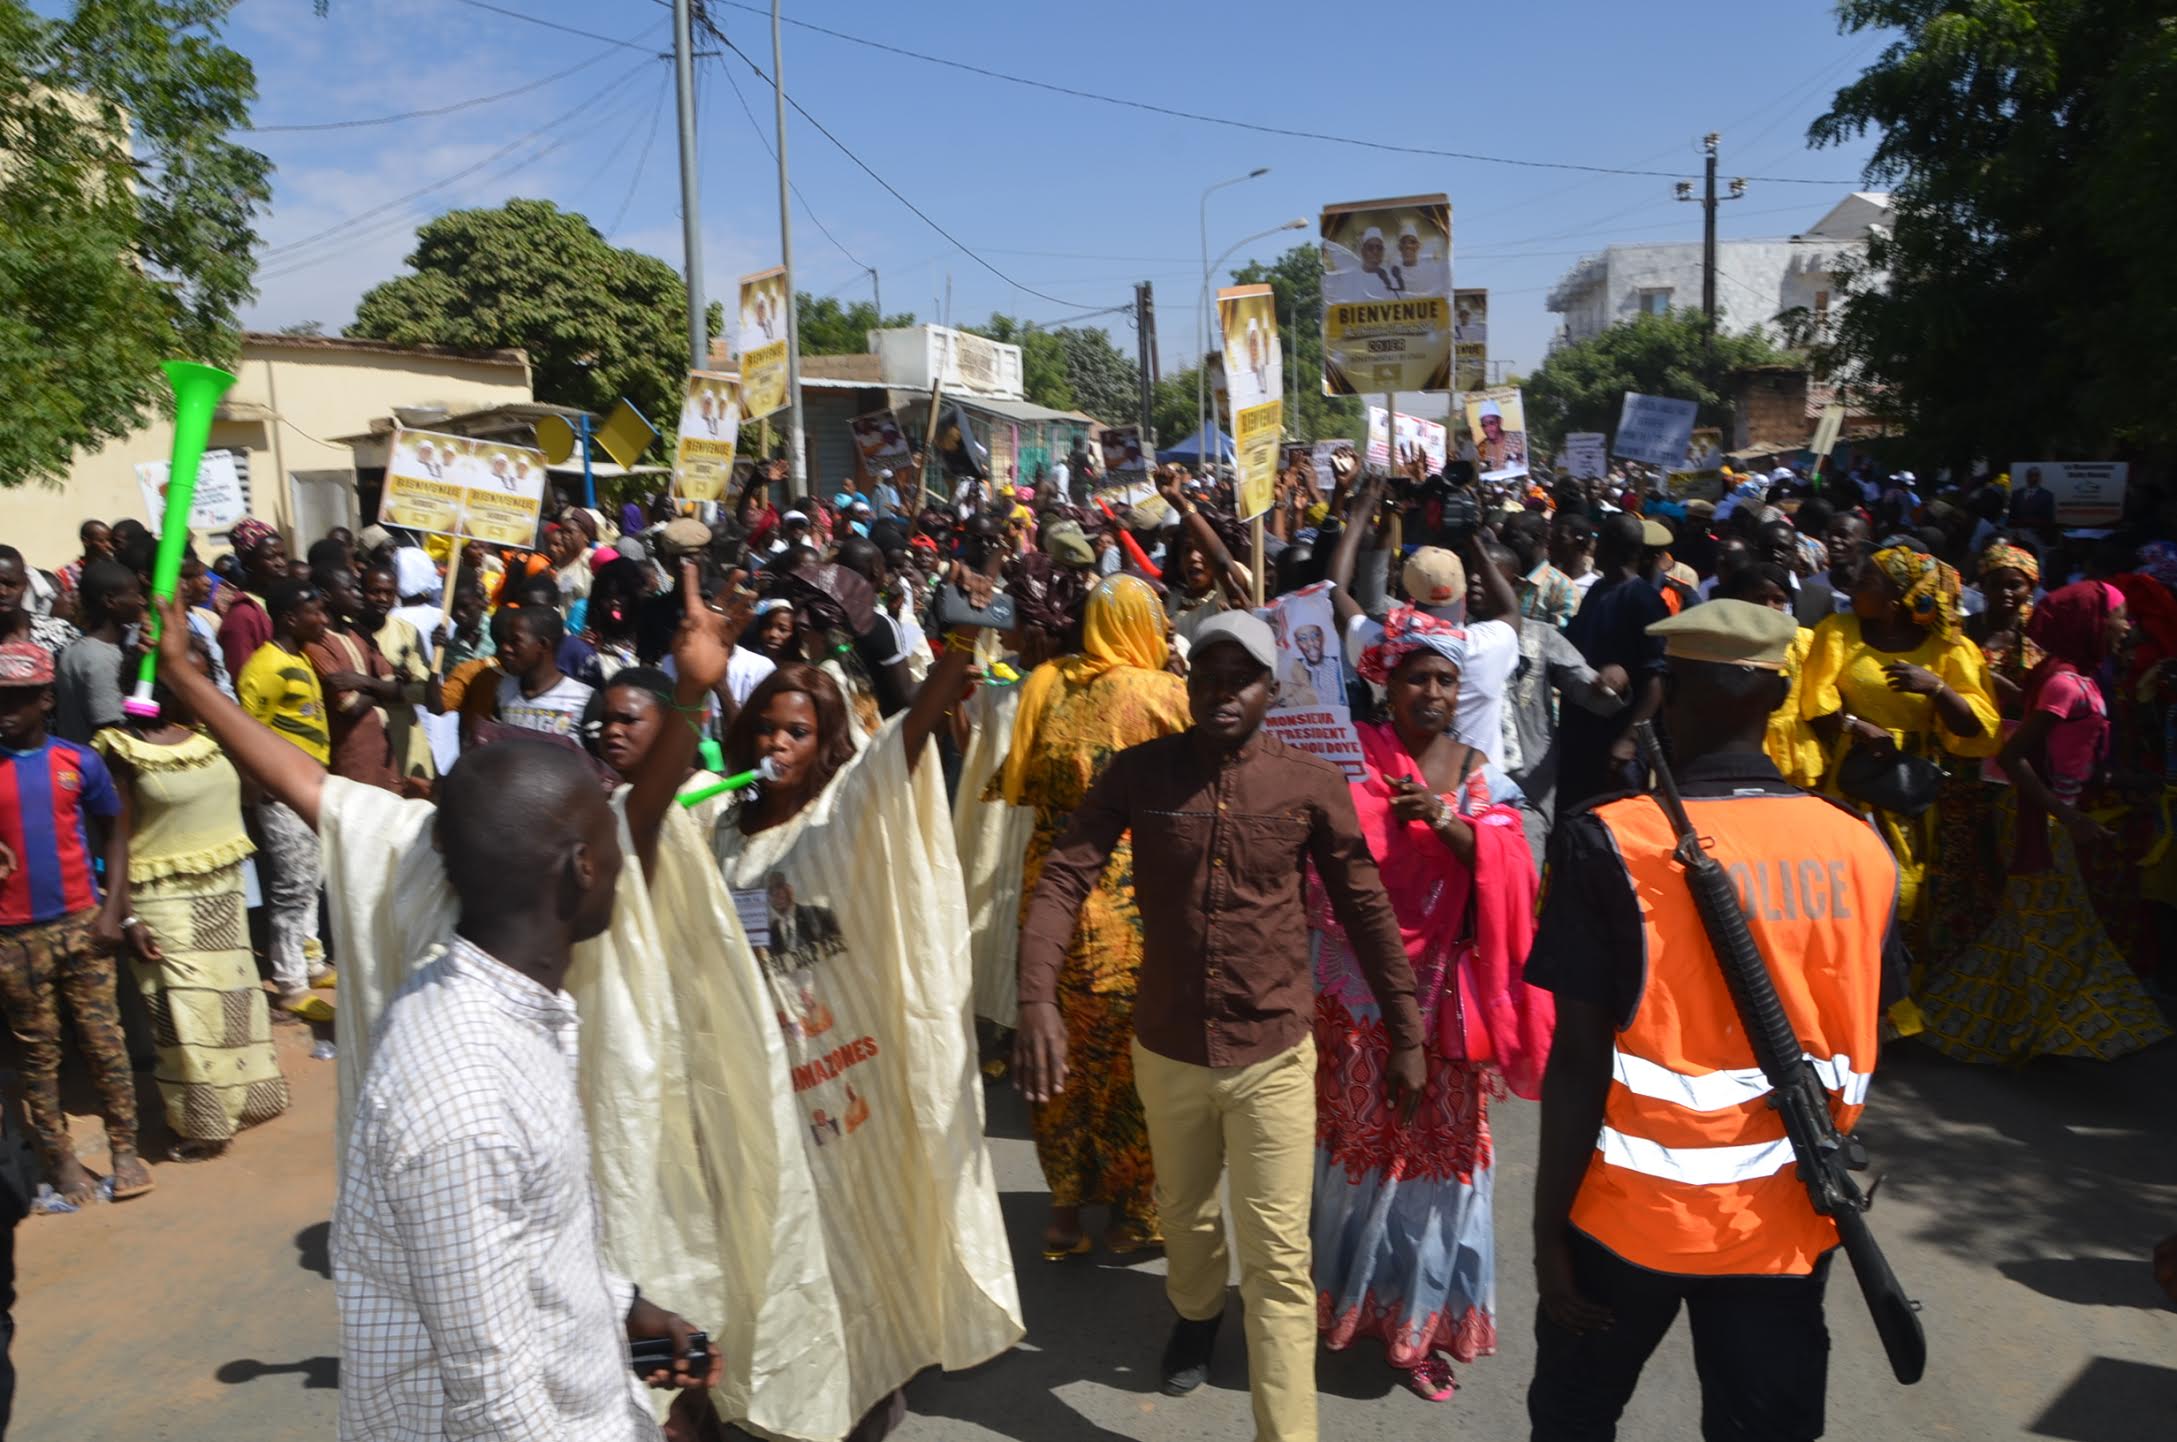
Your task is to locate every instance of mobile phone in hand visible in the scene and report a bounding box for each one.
[629,1330,710,1377]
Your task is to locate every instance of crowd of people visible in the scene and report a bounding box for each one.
[1,435,2173,1441]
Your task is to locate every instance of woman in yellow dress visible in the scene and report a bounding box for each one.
[1717,562,1824,787]
[1801,544,2001,939]
[997,574,1190,1260]
[96,637,289,1159]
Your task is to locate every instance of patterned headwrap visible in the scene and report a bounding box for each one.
[1871,544,1962,639]
[1977,539,2040,585]
[229,517,278,559]
[1356,605,1466,684]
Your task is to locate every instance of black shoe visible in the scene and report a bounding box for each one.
[1160,1312,1222,1396]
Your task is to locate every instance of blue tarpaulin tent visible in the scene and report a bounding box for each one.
[1157,424,1236,469]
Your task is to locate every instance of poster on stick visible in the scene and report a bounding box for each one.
[849,410,913,483]
[1365,407,1448,472]
[379,427,547,546]
[1561,432,1607,480]
[1099,425,1150,476]
[2013,461,2129,527]
[1261,582,1365,779]
[1453,287,1488,390]
[672,371,740,502]
[1320,194,1453,395]
[1612,392,1699,469]
[738,265,790,420]
[1463,386,1529,483]
[1219,283,1284,520]
[136,449,246,531]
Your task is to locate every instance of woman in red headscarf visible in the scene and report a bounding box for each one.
[1310,606,1552,1402]
[1918,581,2171,1062]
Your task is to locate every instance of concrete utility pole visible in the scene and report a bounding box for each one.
[773,0,807,490]
[672,0,705,368]
[1676,133,1745,374]
[1135,281,1157,440]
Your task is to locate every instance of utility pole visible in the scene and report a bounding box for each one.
[1676,133,1745,375]
[1135,282,1156,440]
[772,0,806,489]
[869,267,881,319]
[671,0,704,368]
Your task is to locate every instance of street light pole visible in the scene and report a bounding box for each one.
[1198,167,1268,470]
[772,0,806,490]
[1676,132,1745,378]
[671,0,705,369]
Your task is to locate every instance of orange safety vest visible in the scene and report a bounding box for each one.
[1571,790,1894,1276]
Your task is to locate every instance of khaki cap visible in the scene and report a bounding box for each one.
[1401,546,1466,608]
[1647,598,1798,670]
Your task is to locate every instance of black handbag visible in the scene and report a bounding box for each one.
[1834,745,1945,818]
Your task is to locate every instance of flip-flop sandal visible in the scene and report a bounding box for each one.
[1040,1233,1092,1263]
[108,1167,156,1202]
[1104,1228,1166,1256]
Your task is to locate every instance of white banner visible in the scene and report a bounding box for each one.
[1561,432,1607,480]
[1365,406,1448,472]
[137,449,247,531]
[2012,461,2129,527]
[1612,392,1699,469]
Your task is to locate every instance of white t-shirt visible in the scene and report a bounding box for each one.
[496,673,594,740]
[727,646,776,707]
[1451,618,1519,761]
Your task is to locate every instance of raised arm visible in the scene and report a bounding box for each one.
[1327,471,1386,630]
[152,595,327,830]
[624,562,751,882]
[1158,467,1252,605]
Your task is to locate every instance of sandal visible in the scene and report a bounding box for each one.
[1103,1226,1165,1256]
[108,1153,156,1202]
[1040,1233,1092,1263]
[1402,1356,1458,1403]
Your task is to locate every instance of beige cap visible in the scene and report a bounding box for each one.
[1640,518,1675,548]
[1401,546,1466,608]
[1647,598,1799,670]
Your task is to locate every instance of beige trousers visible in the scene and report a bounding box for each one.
[1131,1035,1318,1442]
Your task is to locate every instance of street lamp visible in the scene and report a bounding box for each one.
[1197,167,1269,465]
[1199,219,1308,468]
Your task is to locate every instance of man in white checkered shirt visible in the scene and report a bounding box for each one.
[149,601,726,1442]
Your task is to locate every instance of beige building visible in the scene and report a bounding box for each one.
[2,331,531,567]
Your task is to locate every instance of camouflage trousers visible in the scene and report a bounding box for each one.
[0,910,138,1171]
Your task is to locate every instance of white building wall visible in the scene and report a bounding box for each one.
[1549,238,1865,349]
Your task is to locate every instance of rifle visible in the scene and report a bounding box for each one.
[1635,721,1927,1385]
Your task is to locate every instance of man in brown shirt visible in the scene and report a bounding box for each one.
[1017,610,1423,1442]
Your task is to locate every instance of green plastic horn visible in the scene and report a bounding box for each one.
[125,360,238,720]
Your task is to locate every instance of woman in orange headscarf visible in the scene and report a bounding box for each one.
[998,574,1190,1260]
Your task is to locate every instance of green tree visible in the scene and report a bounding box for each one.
[1810,0,2177,466]
[349,199,718,430]
[0,0,271,487]
[794,293,915,356]
[1050,325,1139,426]
[1227,244,1364,442]
[1522,310,1788,452]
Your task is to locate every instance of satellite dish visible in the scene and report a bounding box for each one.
[534,414,577,465]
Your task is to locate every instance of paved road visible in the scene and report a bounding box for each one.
[15,1025,2177,1440]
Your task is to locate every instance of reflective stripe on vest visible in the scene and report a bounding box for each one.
[1570,790,1894,1277]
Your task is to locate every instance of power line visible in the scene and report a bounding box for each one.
[709,1,1859,186]
[702,48,869,275]
[258,52,660,263]
[607,71,673,238]
[255,66,660,281]
[244,49,621,132]
[446,0,657,53]
[714,38,1100,310]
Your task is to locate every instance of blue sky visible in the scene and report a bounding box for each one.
[211,0,1888,388]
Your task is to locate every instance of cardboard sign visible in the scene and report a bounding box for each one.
[1365,407,1447,472]
[1099,425,1150,476]
[1613,392,1699,469]
[1561,432,1607,481]
[137,449,246,531]
[673,371,741,502]
[738,266,790,420]
[1464,387,1529,483]
[379,427,547,546]
[2012,461,2129,527]
[1321,194,1453,395]
[1220,283,1284,521]
[848,410,913,483]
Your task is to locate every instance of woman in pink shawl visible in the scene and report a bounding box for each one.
[1310,605,1553,1403]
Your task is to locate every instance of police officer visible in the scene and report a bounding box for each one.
[1524,599,1901,1441]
